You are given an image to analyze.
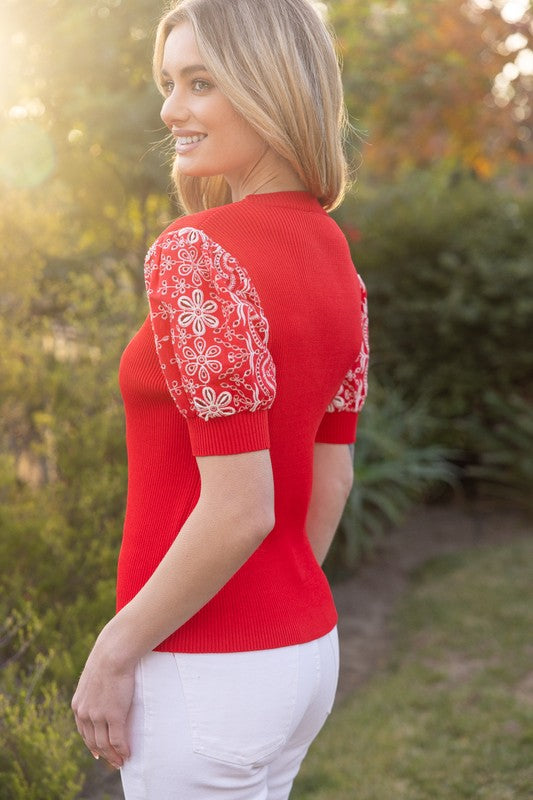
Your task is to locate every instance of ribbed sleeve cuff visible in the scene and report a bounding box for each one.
[315,411,358,444]
[187,410,271,456]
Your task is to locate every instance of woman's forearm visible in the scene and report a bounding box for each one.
[305,444,354,566]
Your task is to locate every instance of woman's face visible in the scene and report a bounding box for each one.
[160,23,268,193]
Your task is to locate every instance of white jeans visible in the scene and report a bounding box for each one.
[120,627,339,800]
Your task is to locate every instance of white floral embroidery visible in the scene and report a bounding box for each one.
[144,227,276,420]
[193,387,235,420]
[177,289,219,336]
[327,273,369,414]
[181,338,222,385]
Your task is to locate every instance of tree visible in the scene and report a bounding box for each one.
[0,0,173,288]
[330,0,532,176]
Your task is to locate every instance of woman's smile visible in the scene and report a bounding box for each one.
[173,130,208,154]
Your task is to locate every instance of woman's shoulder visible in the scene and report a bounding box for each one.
[147,202,269,274]
[144,204,257,293]
[156,202,245,244]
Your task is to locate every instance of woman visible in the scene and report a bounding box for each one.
[72,0,369,797]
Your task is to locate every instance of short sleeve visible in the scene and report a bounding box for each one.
[144,226,277,456]
[315,274,369,445]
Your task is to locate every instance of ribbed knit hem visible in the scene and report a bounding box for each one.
[153,613,339,653]
[315,411,358,444]
[187,410,271,456]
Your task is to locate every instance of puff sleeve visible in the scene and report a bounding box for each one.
[144,226,277,456]
[315,274,369,444]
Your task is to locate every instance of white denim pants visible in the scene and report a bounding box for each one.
[120,627,339,800]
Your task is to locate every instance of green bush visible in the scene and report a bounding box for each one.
[341,172,533,493]
[0,683,85,800]
[0,250,138,793]
[326,381,457,576]
[0,608,86,800]
[467,392,533,510]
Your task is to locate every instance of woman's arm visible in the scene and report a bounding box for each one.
[72,449,275,768]
[305,443,354,566]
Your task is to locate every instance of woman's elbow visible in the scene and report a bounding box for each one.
[197,450,275,544]
[340,447,355,500]
[342,467,354,501]
[217,496,275,546]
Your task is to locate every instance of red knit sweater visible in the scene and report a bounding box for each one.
[117,190,369,652]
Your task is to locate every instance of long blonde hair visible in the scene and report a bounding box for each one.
[153,0,351,213]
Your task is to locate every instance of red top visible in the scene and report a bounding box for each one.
[117,190,369,652]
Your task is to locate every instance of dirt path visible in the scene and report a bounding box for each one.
[333,500,530,703]
[80,501,530,798]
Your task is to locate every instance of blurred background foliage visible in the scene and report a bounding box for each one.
[0,0,532,796]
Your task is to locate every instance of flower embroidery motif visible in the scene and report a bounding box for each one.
[181,338,222,384]
[327,274,369,414]
[177,289,219,336]
[193,387,235,420]
[145,227,276,421]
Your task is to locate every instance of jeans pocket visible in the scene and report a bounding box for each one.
[173,647,299,767]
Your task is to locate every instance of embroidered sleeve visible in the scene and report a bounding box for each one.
[144,227,276,456]
[315,274,369,444]
[328,275,369,414]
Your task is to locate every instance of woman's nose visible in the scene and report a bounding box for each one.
[161,93,189,129]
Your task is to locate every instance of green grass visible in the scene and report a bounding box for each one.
[292,538,533,800]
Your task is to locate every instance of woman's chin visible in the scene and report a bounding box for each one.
[174,157,212,178]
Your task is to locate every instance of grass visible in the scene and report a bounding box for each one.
[292,537,533,800]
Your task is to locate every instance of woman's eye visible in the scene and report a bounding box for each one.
[162,80,174,96]
[192,79,211,93]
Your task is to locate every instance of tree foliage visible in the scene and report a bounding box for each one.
[330,0,532,176]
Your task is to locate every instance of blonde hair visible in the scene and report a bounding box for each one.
[153,0,351,214]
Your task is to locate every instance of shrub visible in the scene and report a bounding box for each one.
[325,381,457,576]
[0,683,85,800]
[466,392,533,510]
[0,609,85,800]
[339,171,533,496]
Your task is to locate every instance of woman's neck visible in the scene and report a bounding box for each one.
[227,146,307,202]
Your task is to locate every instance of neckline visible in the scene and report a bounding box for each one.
[241,190,322,212]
